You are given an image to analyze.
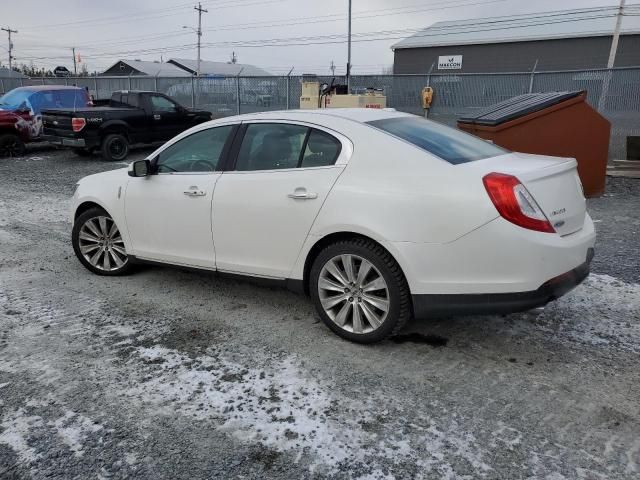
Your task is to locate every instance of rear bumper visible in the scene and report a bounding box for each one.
[42,134,86,148]
[412,248,593,318]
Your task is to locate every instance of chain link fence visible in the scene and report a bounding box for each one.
[2,67,639,159]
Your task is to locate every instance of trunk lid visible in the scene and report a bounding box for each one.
[468,152,586,236]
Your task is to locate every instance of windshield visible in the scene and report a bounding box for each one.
[367,116,508,165]
[0,88,90,113]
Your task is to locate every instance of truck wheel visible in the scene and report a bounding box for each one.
[72,148,93,157]
[0,133,26,158]
[101,134,129,161]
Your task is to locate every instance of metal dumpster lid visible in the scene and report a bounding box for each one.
[458,90,584,126]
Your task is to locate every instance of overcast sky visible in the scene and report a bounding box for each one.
[0,0,621,74]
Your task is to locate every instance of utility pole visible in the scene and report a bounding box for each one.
[599,0,626,112]
[606,0,626,68]
[194,2,208,77]
[346,0,352,92]
[1,27,18,72]
[72,47,77,76]
[330,60,335,76]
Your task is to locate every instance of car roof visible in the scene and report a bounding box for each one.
[229,108,412,124]
[9,85,86,92]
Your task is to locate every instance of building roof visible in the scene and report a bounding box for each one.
[392,5,640,50]
[0,67,28,78]
[103,60,192,76]
[168,58,272,76]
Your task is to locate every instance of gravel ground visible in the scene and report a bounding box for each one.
[0,146,639,480]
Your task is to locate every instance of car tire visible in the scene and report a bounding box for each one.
[0,133,26,158]
[72,207,133,276]
[101,133,129,161]
[310,238,411,343]
[72,148,93,157]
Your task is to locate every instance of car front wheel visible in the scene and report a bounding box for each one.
[310,238,411,343]
[72,207,132,276]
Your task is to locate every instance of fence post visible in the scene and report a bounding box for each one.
[154,74,158,93]
[65,77,68,86]
[191,76,195,108]
[528,59,539,93]
[128,75,132,90]
[20,77,23,86]
[286,75,290,110]
[286,67,294,110]
[236,76,241,115]
[597,68,612,113]
[42,77,45,85]
[0,78,4,93]
[94,75,98,99]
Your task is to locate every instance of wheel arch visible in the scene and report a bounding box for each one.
[99,121,130,140]
[301,231,406,296]
[74,200,110,221]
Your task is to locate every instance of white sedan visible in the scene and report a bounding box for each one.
[71,108,595,343]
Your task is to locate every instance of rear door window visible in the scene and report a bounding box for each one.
[300,129,341,168]
[235,123,308,171]
[367,116,507,164]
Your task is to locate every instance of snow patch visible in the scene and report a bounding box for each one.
[49,410,103,457]
[129,345,491,476]
[0,408,44,464]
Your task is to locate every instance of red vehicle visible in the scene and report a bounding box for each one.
[0,85,91,157]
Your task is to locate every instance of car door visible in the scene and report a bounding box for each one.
[149,94,184,141]
[124,124,236,268]
[212,121,348,278]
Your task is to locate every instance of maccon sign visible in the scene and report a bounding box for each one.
[438,55,463,70]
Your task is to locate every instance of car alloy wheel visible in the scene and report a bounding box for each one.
[318,254,390,334]
[78,215,128,272]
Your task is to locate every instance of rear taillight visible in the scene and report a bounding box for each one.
[71,117,86,132]
[483,172,555,233]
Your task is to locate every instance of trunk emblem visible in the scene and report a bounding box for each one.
[551,208,566,216]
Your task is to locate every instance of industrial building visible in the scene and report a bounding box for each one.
[392,6,640,74]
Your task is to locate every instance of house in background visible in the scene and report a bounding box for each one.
[392,6,640,74]
[100,59,272,77]
[168,58,271,77]
[101,60,191,77]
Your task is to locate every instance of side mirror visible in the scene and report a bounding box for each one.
[128,159,150,177]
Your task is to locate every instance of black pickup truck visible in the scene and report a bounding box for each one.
[42,90,212,161]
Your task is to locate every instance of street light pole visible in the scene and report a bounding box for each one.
[1,27,18,71]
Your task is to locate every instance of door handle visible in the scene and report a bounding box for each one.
[153,114,161,120]
[184,188,206,197]
[287,188,318,200]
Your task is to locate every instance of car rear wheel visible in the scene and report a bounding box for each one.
[0,133,26,158]
[310,238,411,343]
[72,207,132,276]
[101,133,129,161]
